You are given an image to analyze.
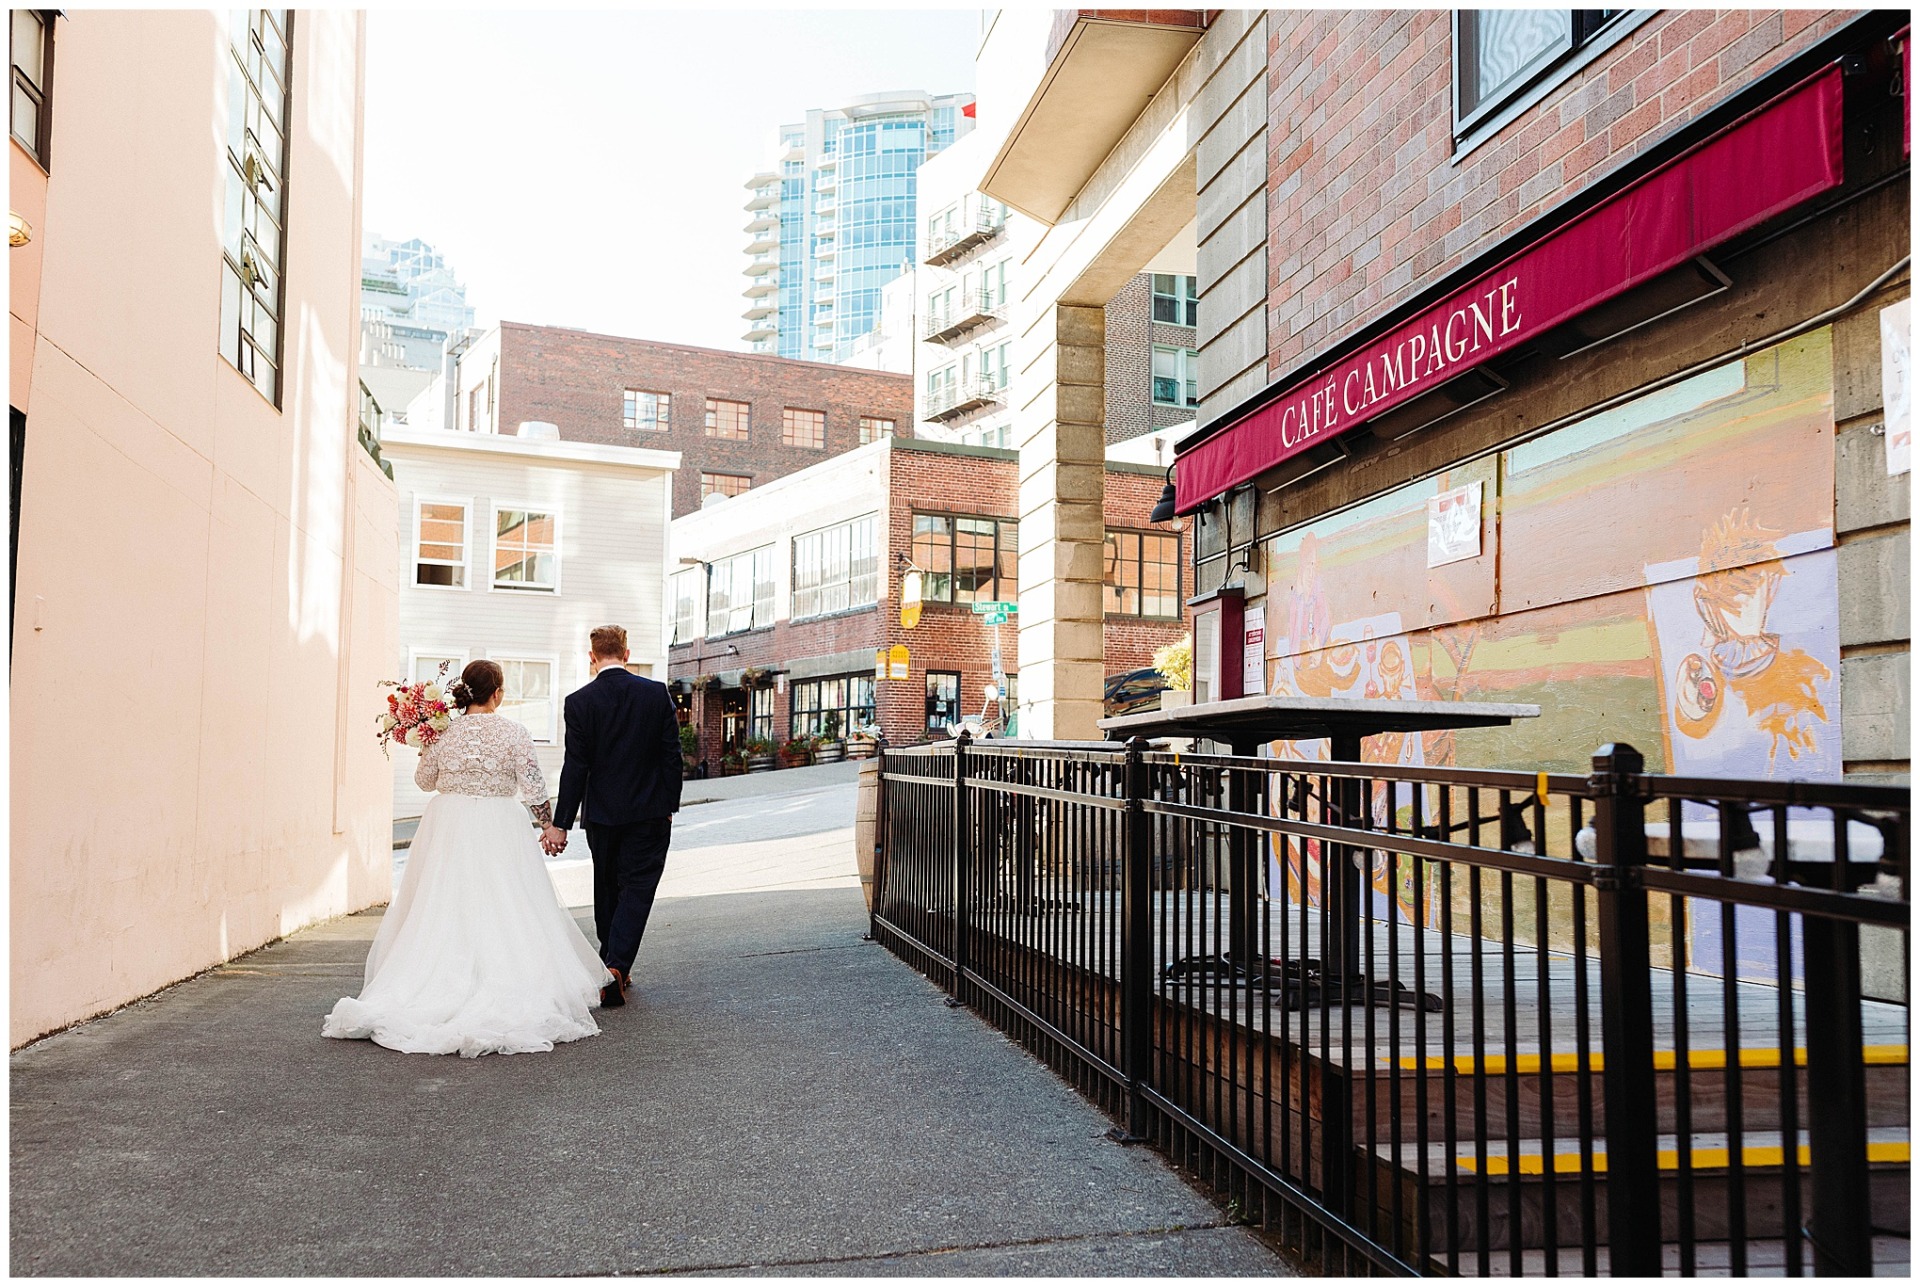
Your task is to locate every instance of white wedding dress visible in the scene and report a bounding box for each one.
[323,712,612,1058]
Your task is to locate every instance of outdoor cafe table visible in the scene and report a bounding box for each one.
[1098,694,1541,1009]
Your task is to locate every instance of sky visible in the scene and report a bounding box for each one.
[363,9,982,352]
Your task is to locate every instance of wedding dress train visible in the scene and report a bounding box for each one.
[324,712,611,1058]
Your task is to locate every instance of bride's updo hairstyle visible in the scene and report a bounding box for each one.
[447,659,505,712]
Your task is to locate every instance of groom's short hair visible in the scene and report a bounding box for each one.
[590,625,628,659]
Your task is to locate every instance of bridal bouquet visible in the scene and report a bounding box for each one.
[376,662,454,756]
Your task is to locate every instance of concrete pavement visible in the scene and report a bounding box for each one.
[12,782,1301,1276]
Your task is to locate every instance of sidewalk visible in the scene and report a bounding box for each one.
[11,786,1300,1276]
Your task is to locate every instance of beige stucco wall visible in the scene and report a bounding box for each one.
[9,10,396,1047]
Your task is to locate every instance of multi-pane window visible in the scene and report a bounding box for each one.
[1103,529,1182,619]
[749,687,775,742]
[496,658,556,743]
[701,471,751,500]
[1151,346,1199,408]
[10,9,52,167]
[218,10,292,404]
[791,673,876,739]
[493,506,558,591]
[623,389,670,432]
[980,341,1012,392]
[859,417,896,444]
[705,397,750,440]
[1454,10,1628,138]
[926,671,961,735]
[411,652,465,685]
[706,546,776,636]
[979,260,1010,311]
[1151,274,1199,327]
[792,513,879,620]
[926,363,957,408]
[911,514,1016,605]
[782,407,825,449]
[670,568,703,645]
[415,500,468,588]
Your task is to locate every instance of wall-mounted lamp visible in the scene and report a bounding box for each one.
[9,212,32,248]
[1148,462,1178,524]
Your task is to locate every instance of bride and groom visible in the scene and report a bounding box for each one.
[323,626,683,1058]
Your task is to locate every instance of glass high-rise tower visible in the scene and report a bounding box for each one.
[743,90,973,363]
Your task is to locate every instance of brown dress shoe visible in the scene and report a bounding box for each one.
[599,965,627,1009]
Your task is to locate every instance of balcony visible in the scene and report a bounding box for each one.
[742,318,777,343]
[981,10,1207,224]
[744,183,780,212]
[922,289,1003,345]
[744,252,779,277]
[924,376,1002,421]
[357,379,393,480]
[744,208,779,232]
[743,274,780,299]
[742,297,777,321]
[924,212,1006,267]
[745,167,779,191]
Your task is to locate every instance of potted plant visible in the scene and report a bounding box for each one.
[812,711,846,764]
[691,673,720,694]
[744,735,776,773]
[719,748,747,776]
[1153,635,1194,711]
[739,665,773,690]
[679,724,700,778]
[845,723,879,760]
[778,735,813,769]
[668,678,693,698]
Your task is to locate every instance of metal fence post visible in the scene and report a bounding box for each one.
[1121,735,1153,1140]
[1590,742,1662,1276]
[949,729,972,1005]
[1802,907,1873,1274]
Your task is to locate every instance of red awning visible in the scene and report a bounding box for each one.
[1175,66,1845,512]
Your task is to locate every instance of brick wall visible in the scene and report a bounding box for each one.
[1105,273,1199,444]
[1263,9,1856,377]
[493,322,915,517]
[669,441,1189,754]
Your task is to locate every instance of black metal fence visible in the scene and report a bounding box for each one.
[872,734,1910,1276]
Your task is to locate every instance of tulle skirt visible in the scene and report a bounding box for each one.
[323,793,611,1058]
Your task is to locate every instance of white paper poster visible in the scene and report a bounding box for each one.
[1241,606,1266,696]
[1426,481,1483,567]
[1883,299,1910,476]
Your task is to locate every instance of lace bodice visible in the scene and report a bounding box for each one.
[415,714,551,821]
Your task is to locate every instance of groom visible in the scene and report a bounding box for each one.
[547,625,683,1008]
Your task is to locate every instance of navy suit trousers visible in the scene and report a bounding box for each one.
[584,817,672,976]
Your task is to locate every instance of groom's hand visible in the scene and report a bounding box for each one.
[540,824,568,855]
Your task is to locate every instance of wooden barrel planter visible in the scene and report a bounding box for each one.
[854,758,881,911]
[814,739,845,764]
[746,751,774,773]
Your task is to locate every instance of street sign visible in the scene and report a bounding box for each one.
[970,601,1018,615]
[983,610,1008,625]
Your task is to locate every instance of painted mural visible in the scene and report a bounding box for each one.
[1259,329,1840,974]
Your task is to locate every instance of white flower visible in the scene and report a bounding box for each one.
[379,714,398,732]
[430,713,451,731]
[422,684,443,703]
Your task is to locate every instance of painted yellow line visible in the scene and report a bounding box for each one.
[1394,1045,1908,1075]
[1458,1141,1910,1176]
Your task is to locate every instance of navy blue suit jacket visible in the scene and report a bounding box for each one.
[554,668,683,830]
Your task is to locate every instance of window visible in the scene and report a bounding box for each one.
[705,397,750,440]
[701,471,751,501]
[670,567,703,644]
[926,671,961,735]
[782,407,825,449]
[926,363,957,408]
[792,513,878,620]
[410,650,466,686]
[749,687,775,742]
[979,260,1010,311]
[859,416,895,444]
[623,389,670,432]
[1454,10,1630,141]
[466,380,494,434]
[10,10,52,167]
[911,514,1016,605]
[706,545,776,636]
[1151,274,1199,327]
[496,657,556,743]
[980,341,1012,393]
[1103,529,1182,619]
[218,10,292,405]
[415,499,469,588]
[1152,346,1199,408]
[492,506,558,591]
[792,673,876,739]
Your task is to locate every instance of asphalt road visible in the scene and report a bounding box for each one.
[11,782,1300,1276]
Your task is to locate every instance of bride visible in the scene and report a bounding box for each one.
[324,660,612,1057]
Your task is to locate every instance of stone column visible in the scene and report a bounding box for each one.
[1015,303,1108,740]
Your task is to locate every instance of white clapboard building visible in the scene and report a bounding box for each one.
[382,421,680,821]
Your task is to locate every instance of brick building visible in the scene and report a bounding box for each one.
[972,9,1907,780]
[667,436,1187,764]
[1103,272,1202,445]
[421,321,915,517]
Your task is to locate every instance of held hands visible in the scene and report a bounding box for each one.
[540,824,569,856]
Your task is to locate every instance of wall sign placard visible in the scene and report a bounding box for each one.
[1427,481,1483,567]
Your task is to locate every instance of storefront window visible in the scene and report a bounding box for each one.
[925,670,960,735]
[791,673,876,738]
